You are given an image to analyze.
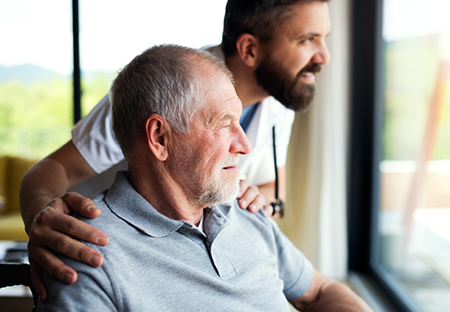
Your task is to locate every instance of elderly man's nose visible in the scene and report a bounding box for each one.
[232,126,252,155]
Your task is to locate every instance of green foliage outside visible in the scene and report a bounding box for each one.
[81,71,117,117]
[0,72,114,160]
[382,34,450,161]
[0,78,72,160]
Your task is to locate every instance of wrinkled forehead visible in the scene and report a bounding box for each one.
[194,70,242,128]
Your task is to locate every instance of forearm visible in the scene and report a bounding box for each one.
[20,140,96,234]
[20,141,107,300]
[291,280,373,312]
[20,158,72,234]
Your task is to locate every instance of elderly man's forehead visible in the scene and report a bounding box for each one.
[195,77,241,126]
[191,54,234,84]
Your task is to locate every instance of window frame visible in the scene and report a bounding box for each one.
[72,0,81,124]
[348,1,429,311]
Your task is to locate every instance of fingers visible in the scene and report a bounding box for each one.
[36,202,109,246]
[263,205,274,218]
[238,180,266,213]
[28,222,102,295]
[30,258,48,301]
[27,196,108,288]
[29,246,78,301]
[237,179,250,199]
[62,192,102,218]
[30,211,106,263]
[30,219,105,262]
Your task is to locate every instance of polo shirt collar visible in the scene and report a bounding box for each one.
[104,171,233,238]
[105,171,184,238]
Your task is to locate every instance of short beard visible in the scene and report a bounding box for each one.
[197,154,241,206]
[254,53,321,112]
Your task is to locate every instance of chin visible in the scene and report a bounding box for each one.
[200,177,240,206]
[216,183,240,205]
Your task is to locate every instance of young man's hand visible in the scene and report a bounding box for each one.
[27,192,108,301]
[237,179,273,217]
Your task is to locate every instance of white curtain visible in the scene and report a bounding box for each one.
[277,0,351,280]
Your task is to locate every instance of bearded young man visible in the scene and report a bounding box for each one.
[20,0,331,300]
[38,44,371,312]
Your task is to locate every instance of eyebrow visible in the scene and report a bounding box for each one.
[220,113,235,121]
[295,33,320,41]
[295,31,331,41]
[205,112,235,128]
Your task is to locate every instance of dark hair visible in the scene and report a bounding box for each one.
[221,0,330,57]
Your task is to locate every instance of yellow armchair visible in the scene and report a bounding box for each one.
[0,156,38,241]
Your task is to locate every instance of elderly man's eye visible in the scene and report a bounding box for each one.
[300,37,313,45]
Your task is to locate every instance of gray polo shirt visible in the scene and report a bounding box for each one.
[39,171,313,312]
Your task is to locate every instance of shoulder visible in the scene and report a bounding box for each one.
[39,252,117,311]
[226,201,278,237]
[72,190,114,234]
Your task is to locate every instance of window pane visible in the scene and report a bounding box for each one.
[0,0,73,159]
[79,0,228,116]
[379,0,450,309]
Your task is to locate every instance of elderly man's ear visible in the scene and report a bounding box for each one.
[145,114,169,161]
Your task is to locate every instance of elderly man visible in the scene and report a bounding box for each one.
[22,0,332,299]
[37,45,371,312]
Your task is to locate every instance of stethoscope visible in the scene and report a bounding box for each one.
[271,126,285,218]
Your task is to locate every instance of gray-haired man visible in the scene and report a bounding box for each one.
[38,44,371,312]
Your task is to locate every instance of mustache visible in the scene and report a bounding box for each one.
[220,154,240,168]
[300,63,322,76]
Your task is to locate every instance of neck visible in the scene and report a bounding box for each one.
[127,156,204,227]
[226,54,269,107]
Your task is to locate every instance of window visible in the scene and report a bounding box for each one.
[78,0,228,116]
[349,0,450,311]
[0,0,73,159]
[0,0,228,159]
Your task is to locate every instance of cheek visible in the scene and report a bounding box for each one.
[289,48,312,71]
[204,142,229,168]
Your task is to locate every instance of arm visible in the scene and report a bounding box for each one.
[21,141,96,231]
[20,140,109,300]
[290,269,373,312]
[38,255,117,312]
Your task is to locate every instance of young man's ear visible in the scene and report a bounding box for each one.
[235,33,262,68]
[145,114,169,161]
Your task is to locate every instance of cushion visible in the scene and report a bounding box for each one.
[0,211,28,241]
[0,156,37,215]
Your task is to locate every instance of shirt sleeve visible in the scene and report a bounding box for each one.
[268,218,314,300]
[71,95,125,174]
[37,254,119,312]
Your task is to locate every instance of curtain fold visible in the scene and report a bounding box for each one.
[277,0,350,280]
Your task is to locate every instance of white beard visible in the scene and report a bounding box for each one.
[197,154,240,206]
